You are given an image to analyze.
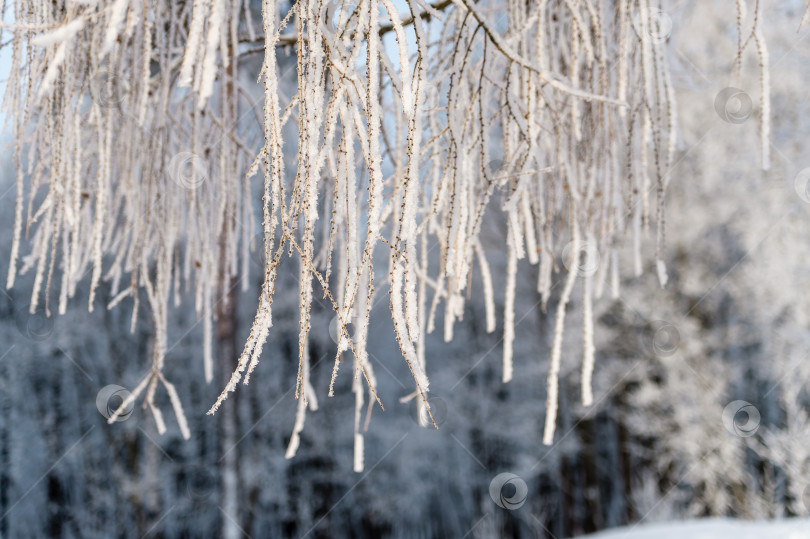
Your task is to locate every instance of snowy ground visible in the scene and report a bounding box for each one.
[581,518,810,538]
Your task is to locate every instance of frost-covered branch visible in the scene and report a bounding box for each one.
[2,0,771,471]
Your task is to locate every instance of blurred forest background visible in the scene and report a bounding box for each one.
[4,0,810,538]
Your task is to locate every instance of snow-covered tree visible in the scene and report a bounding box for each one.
[2,0,772,474]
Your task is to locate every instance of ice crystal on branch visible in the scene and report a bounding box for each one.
[3,0,769,470]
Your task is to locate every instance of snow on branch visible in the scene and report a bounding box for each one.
[1,0,770,470]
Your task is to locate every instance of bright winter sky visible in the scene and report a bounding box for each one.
[0,12,13,134]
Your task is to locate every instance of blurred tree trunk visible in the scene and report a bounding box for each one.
[218,291,241,539]
[218,38,241,538]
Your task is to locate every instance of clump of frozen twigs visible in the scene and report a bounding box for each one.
[2,0,769,470]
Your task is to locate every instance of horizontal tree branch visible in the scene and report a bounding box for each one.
[238,0,454,55]
[377,0,453,36]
